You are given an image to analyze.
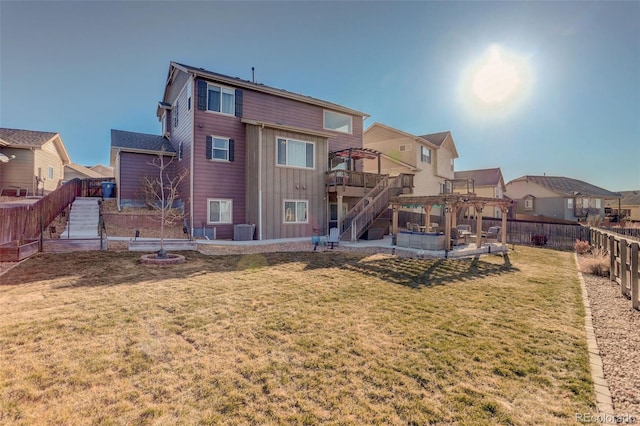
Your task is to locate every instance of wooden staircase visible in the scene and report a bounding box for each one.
[340,174,407,242]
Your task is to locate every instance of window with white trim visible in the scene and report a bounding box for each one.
[284,200,308,223]
[567,198,574,209]
[209,137,229,161]
[421,146,431,163]
[207,199,232,224]
[524,198,534,211]
[48,167,54,179]
[277,137,314,169]
[207,83,235,115]
[323,110,352,134]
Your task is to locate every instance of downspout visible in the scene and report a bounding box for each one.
[190,83,195,238]
[116,150,122,211]
[258,124,264,240]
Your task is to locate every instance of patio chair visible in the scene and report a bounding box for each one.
[406,221,413,231]
[484,226,501,243]
[328,227,340,249]
[450,228,465,246]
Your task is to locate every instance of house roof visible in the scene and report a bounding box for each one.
[454,168,504,187]
[170,62,370,119]
[0,127,70,163]
[110,129,175,154]
[418,131,449,147]
[0,128,58,147]
[89,164,115,177]
[612,190,640,206]
[509,175,622,199]
[65,163,104,178]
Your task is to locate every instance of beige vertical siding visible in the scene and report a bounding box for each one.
[246,124,328,240]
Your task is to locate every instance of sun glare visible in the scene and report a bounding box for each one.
[460,44,533,116]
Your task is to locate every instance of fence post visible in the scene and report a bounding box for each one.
[609,235,616,282]
[631,243,639,311]
[620,239,628,297]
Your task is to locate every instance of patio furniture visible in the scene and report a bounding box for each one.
[450,228,466,246]
[484,226,501,243]
[456,224,472,243]
[328,227,340,249]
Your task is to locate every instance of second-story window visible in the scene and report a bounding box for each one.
[324,110,352,134]
[277,137,314,169]
[421,146,431,164]
[208,84,235,115]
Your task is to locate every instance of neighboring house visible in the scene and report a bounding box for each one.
[453,167,506,218]
[0,128,70,195]
[605,190,640,222]
[362,122,458,215]
[64,163,106,181]
[505,175,622,221]
[110,130,176,208]
[90,164,114,178]
[111,61,369,240]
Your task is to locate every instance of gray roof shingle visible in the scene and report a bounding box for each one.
[110,129,175,153]
[454,168,503,187]
[0,128,58,147]
[515,175,622,198]
[418,131,450,147]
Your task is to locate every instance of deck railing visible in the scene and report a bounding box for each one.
[0,179,82,245]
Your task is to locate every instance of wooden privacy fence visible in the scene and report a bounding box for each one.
[591,228,640,311]
[0,179,82,245]
[398,211,590,250]
[599,225,640,241]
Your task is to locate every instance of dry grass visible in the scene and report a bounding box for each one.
[0,247,595,424]
[577,249,610,277]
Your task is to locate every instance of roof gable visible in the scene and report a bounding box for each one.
[0,128,58,148]
[110,129,175,154]
[418,131,459,158]
[455,168,504,189]
[509,175,621,199]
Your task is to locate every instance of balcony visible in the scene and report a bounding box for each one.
[326,170,413,197]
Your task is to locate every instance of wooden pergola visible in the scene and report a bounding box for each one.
[389,194,514,251]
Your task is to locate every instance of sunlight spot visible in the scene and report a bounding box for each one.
[472,46,521,103]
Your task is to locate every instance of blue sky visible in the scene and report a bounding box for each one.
[1,1,639,191]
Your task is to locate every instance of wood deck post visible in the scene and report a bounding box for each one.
[337,195,343,231]
[630,242,639,310]
[620,239,628,297]
[444,205,452,251]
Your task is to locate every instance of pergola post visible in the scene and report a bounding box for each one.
[475,204,484,248]
[424,205,432,230]
[501,206,508,246]
[392,205,399,245]
[444,204,452,251]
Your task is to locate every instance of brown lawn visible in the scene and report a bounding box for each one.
[0,246,595,425]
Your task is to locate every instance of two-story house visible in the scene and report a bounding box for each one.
[0,128,70,196]
[453,167,506,218]
[111,62,371,240]
[362,122,458,218]
[505,175,622,222]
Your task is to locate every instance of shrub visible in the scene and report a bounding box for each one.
[578,249,609,277]
[574,240,591,255]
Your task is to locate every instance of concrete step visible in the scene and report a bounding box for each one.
[60,230,99,238]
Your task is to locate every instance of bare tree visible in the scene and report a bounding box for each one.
[140,151,187,258]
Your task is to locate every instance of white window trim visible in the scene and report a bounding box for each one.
[421,146,431,163]
[48,166,54,179]
[276,136,315,170]
[209,136,230,162]
[283,199,309,224]
[207,198,233,224]
[567,198,574,209]
[323,110,353,134]
[524,198,534,211]
[206,83,235,116]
